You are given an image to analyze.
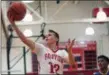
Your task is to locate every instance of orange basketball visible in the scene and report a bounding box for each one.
[7,2,26,21]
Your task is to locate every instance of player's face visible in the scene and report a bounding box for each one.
[98,58,108,69]
[44,32,57,45]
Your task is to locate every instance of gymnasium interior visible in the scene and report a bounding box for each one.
[1,0,109,75]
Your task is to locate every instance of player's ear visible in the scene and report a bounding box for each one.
[55,37,58,42]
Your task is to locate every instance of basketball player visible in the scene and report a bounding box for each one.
[93,55,109,75]
[9,19,75,74]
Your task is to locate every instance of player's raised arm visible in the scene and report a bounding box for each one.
[64,39,76,68]
[11,21,37,51]
[7,2,41,53]
[11,20,42,54]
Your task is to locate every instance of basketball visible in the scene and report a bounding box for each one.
[7,2,26,21]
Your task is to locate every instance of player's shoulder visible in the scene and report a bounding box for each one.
[35,42,46,49]
[58,49,67,53]
[35,42,43,45]
[58,49,65,51]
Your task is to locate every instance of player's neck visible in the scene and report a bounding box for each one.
[47,43,57,51]
[100,67,109,74]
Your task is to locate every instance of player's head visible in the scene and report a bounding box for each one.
[44,29,59,45]
[97,55,109,69]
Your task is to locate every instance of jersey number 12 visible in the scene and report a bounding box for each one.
[49,62,60,73]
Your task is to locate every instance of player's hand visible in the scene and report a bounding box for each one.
[66,39,76,68]
[66,39,75,52]
[9,18,15,25]
[8,13,15,25]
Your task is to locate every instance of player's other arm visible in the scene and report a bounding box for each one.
[64,39,76,67]
[10,20,40,53]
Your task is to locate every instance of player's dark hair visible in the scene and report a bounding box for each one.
[98,55,109,63]
[49,29,59,45]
